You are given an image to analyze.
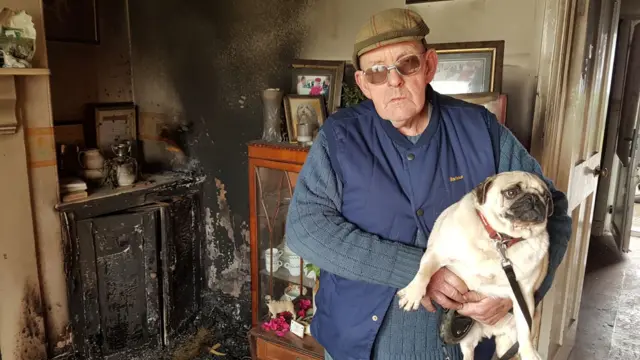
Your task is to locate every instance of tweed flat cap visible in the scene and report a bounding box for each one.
[353,8,430,70]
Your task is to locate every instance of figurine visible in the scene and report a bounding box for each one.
[264,295,295,319]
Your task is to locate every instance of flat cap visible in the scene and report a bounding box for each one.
[353,8,430,70]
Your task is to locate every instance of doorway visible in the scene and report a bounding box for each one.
[610,21,640,252]
[570,15,640,360]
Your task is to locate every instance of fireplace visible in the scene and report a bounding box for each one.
[56,173,204,360]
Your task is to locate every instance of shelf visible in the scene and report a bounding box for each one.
[261,267,316,288]
[0,68,50,76]
[251,326,324,359]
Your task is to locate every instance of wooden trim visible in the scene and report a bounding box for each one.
[530,0,579,356]
[249,159,260,327]
[248,141,309,165]
[250,159,304,173]
[0,68,50,76]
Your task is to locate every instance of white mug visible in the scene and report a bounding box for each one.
[264,248,283,260]
[285,262,301,276]
[265,259,283,272]
[286,255,301,264]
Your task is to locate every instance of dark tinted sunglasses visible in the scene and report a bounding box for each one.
[363,53,423,85]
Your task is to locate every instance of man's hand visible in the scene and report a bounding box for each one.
[420,267,468,312]
[458,291,512,325]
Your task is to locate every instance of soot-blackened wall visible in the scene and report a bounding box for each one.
[128,0,318,356]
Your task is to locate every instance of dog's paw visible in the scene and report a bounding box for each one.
[397,279,426,311]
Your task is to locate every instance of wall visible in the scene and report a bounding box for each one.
[48,0,133,127]
[124,0,548,356]
[300,0,546,148]
[621,0,640,18]
[44,0,133,355]
[0,1,52,360]
[127,0,318,356]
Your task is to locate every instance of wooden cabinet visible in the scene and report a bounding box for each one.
[247,141,324,360]
[56,174,203,360]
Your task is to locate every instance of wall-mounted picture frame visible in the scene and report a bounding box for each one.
[87,103,138,155]
[43,0,100,43]
[284,95,327,144]
[291,60,345,115]
[430,40,505,95]
[451,92,507,125]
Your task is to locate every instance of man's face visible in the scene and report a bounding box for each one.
[355,41,438,127]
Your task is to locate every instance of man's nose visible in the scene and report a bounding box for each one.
[387,69,404,87]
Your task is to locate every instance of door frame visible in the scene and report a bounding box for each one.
[611,22,640,252]
[530,0,621,358]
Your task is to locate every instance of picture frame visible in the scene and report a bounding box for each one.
[291,60,345,115]
[43,0,100,44]
[429,41,505,95]
[451,92,507,125]
[283,95,327,144]
[89,103,138,154]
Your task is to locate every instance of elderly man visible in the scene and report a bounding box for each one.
[285,8,572,360]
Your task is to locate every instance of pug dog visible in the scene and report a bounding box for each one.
[397,171,553,360]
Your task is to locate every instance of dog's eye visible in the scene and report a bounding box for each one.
[504,188,520,199]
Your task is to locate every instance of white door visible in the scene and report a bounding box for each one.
[612,23,640,252]
[531,0,620,358]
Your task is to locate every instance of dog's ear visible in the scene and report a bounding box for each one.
[545,188,554,217]
[474,176,495,205]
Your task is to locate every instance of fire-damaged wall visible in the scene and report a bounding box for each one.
[127,0,318,357]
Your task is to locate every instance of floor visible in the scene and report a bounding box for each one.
[569,205,640,359]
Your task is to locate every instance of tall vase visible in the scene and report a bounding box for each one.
[261,88,284,142]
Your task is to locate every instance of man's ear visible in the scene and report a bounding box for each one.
[355,71,372,99]
[424,48,438,84]
[474,175,495,205]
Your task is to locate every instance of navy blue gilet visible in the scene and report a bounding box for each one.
[312,86,500,359]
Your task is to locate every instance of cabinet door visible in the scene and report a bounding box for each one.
[157,194,202,345]
[76,208,161,359]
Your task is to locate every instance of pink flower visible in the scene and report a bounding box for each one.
[275,330,285,337]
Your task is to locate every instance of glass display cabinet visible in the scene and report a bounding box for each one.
[247,141,324,360]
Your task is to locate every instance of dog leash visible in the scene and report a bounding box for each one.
[477,211,533,360]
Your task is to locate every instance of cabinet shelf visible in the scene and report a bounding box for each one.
[0,68,50,76]
[260,267,316,289]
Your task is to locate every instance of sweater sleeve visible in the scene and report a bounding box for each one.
[492,119,573,304]
[285,129,424,289]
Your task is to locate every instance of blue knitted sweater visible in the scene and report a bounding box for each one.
[286,119,572,360]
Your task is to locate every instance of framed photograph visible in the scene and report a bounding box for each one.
[291,60,345,115]
[452,92,507,125]
[43,0,99,43]
[92,103,138,154]
[430,41,504,95]
[284,95,327,144]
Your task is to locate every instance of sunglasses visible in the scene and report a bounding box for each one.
[362,53,424,85]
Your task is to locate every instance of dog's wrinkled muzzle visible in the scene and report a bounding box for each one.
[507,193,547,223]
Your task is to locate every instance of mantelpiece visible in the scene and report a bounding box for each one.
[0,68,50,134]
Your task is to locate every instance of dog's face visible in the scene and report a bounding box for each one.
[473,171,553,238]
